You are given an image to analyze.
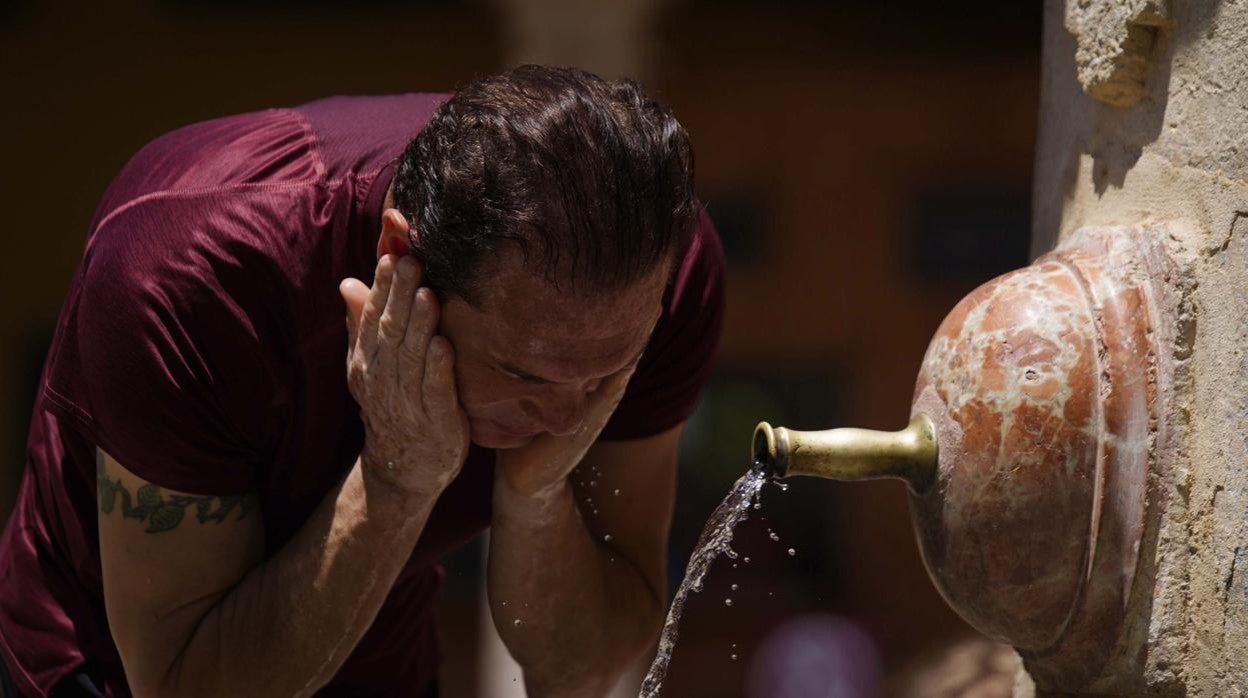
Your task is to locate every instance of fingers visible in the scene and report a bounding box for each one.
[601,364,637,402]
[339,278,368,351]
[595,365,636,413]
[399,286,439,398]
[357,256,397,363]
[376,256,421,373]
[347,254,458,426]
[423,336,460,417]
[581,364,637,429]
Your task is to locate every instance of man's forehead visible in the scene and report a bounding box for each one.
[468,254,667,376]
[483,283,662,351]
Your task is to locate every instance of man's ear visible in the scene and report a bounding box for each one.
[376,208,413,260]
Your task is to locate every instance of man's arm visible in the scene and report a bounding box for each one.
[488,425,681,697]
[99,253,469,698]
[99,448,437,698]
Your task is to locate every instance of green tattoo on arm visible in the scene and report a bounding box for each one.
[96,460,255,534]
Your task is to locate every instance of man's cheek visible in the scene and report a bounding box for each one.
[455,368,522,413]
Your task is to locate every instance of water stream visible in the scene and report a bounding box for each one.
[637,468,768,697]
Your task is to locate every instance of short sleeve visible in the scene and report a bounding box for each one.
[42,199,276,495]
[599,207,726,441]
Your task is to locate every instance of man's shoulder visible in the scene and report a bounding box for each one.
[667,206,726,316]
[115,108,324,198]
[294,93,451,126]
[294,93,452,179]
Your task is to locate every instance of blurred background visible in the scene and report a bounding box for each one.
[1,0,1040,695]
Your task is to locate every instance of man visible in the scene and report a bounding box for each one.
[0,65,724,697]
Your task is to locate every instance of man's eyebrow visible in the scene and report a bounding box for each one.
[498,347,647,385]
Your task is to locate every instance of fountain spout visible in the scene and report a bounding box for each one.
[752,414,938,494]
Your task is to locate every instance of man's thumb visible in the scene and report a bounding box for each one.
[339,278,368,348]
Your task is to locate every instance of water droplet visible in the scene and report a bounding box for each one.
[604,534,613,543]
[613,488,621,496]
[513,619,522,626]
[732,564,738,569]
[731,653,738,661]
[593,509,599,515]
[769,532,780,542]
[730,584,738,591]
[732,643,737,649]
[752,502,761,509]
[787,548,796,556]
[724,598,733,606]
[501,601,508,606]
[743,557,751,563]
[589,480,597,487]
[725,548,739,560]
[778,483,789,492]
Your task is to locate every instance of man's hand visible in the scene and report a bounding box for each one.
[496,364,636,497]
[339,254,470,498]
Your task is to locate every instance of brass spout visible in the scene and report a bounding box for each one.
[752,414,938,493]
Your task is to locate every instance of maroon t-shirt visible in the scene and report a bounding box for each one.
[0,95,725,696]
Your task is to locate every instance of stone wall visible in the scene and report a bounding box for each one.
[1031,1,1247,694]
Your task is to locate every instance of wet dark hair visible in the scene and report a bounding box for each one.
[391,64,697,306]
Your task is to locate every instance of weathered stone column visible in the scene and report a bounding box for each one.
[1027,0,1247,694]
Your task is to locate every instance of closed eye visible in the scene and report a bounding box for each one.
[494,346,645,386]
[496,364,549,385]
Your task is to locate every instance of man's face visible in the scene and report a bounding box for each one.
[438,251,669,449]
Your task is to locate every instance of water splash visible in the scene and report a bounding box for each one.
[638,469,766,697]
